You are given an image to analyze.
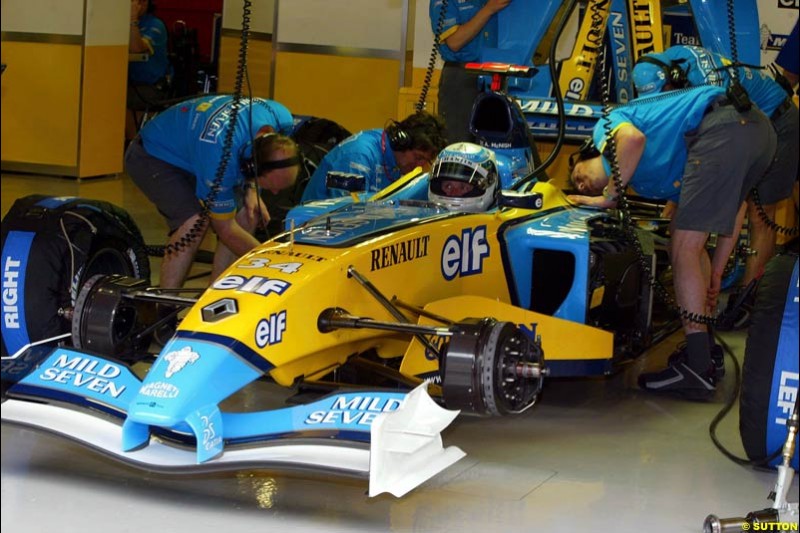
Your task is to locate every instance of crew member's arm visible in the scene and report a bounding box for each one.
[210,216,261,257]
[241,184,271,229]
[201,170,262,256]
[600,124,645,199]
[129,26,151,53]
[567,192,619,209]
[442,0,510,52]
[707,202,748,311]
[129,3,150,54]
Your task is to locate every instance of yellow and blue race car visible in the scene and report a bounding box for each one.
[1,175,675,497]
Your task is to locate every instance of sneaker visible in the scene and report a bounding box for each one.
[667,342,725,379]
[717,282,756,331]
[638,361,717,401]
[716,305,751,331]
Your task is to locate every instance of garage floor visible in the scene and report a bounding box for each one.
[1,172,797,533]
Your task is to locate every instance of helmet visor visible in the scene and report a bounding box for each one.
[430,161,489,198]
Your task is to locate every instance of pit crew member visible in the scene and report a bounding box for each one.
[567,85,776,400]
[301,111,446,202]
[633,45,798,327]
[125,94,300,288]
[430,0,511,143]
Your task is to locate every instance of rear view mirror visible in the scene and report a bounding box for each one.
[497,190,544,210]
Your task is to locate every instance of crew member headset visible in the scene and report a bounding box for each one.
[384,120,413,151]
[239,132,301,180]
[635,55,689,90]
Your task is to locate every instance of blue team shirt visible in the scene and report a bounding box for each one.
[128,13,170,85]
[593,85,728,201]
[430,0,499,63]
[140,95,293,216]
[301,129,401,202]
[660,45,788,117]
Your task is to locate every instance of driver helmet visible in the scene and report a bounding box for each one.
[632,55,668,97]
[428,142,499,212]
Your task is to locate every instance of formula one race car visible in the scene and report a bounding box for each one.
[1,178,676,497]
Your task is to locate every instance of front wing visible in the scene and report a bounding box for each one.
[1,345,464,497]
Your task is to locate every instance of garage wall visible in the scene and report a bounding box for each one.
[220,0,410,133]
[1,0,129,178]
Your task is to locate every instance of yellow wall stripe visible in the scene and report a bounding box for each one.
[1,41,81,167]
[274,51,401,132]
[218,35,273,97]
[79,44,128,177]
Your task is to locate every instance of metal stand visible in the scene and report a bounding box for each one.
[704,399,799,532]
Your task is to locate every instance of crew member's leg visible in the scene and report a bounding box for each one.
[125,139,203,288]
[639,103,776,399]
[639,226,718,400]
[723,103,798,327]
[161,215,209,288]
[743,200,777,284]
[439,62,480,144]
[665,230,716,393]
[743,103,798,285]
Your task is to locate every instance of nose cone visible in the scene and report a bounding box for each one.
[123,337,265,462]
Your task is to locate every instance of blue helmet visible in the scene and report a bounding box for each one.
[632,54,670,97]
[429,143,498,212]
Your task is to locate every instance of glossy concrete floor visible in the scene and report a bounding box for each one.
[1,172,797,533]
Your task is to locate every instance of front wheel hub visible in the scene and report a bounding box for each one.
[71,274,156,361]
[442,318,546,416]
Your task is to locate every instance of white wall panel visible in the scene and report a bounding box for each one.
[223,0,275,33]
[85,0,128,46]
[1,0,84,35]
[278,0,405,50]
[413,0,439,69]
